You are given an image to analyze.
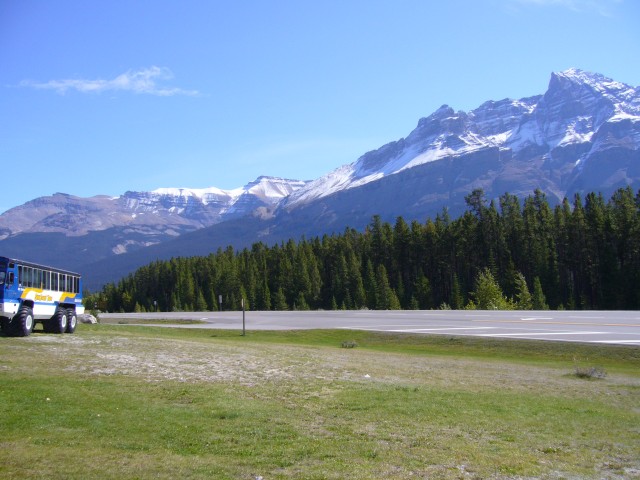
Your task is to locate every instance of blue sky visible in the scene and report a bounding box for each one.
[1,0,638,214]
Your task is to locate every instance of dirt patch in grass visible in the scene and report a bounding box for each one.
[21,330,640,399]
[24,333,359,385]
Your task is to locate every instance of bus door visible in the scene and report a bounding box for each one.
[1,261,18,303]
[0,260,16,309]
[0,261,5,302]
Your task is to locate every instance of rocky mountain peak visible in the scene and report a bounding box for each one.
[544,69,638,113]
[531,69,639,146]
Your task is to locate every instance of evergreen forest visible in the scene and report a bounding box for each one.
[87,187,640,312]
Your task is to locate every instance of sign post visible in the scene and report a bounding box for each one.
[241,297,246,336]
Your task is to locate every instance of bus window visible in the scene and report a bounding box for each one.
[18,265,23,286]
[52,273,58,291]
[0,271,5,285]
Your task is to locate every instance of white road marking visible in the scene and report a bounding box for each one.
[338,326,497,333]
[590,340,640,344]
[387,327,497,333]
[476,331,606,337]
[342,324,460,328]
[337,325,640,345]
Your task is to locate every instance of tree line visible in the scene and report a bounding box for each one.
[87,187,640,312]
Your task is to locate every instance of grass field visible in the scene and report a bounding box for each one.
[1,323,639,479]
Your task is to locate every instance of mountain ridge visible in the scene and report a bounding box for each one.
[282,68,639,210]
[0,176,307,240]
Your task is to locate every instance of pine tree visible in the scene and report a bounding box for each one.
[500,192,525,269]
[470,268,510,310]
[330,296,338,310]
[532,277,549,310]
[610,187,639,308]
[451,274,464,310]
[409,296,419,310]
[195,290,208,311]
[363,259,377,309]
[375,264,393,310]
[388,289,402,310]
[256,278,271,311]
[415,274,432,309]
[294,291,309,310]
[273,287,288,311]
[513,271,532,310]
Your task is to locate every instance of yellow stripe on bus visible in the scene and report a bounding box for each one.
[20,288,76,302]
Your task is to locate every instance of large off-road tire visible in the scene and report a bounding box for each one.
[49,308,68,334]
[65,309,77,334]
[12,306,34,337]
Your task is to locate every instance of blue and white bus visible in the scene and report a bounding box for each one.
[0,256,84,337]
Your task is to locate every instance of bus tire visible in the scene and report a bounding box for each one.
[66,309,77,334]
[13,307,34,337]
[50,308,68,334]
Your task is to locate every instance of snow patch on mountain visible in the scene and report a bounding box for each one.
[150,186,233,204]
[142,176,306,209]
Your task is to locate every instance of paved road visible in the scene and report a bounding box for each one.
[99,310,640,346]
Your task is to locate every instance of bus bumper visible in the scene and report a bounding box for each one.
[1,301,19,317]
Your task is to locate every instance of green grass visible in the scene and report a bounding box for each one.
[1,324,639,479]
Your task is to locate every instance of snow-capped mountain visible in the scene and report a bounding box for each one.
[0,176,307,246]
[284,68,639,210]
[1,68,638,288]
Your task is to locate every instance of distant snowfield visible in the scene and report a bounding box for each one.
[151,176,308,205]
